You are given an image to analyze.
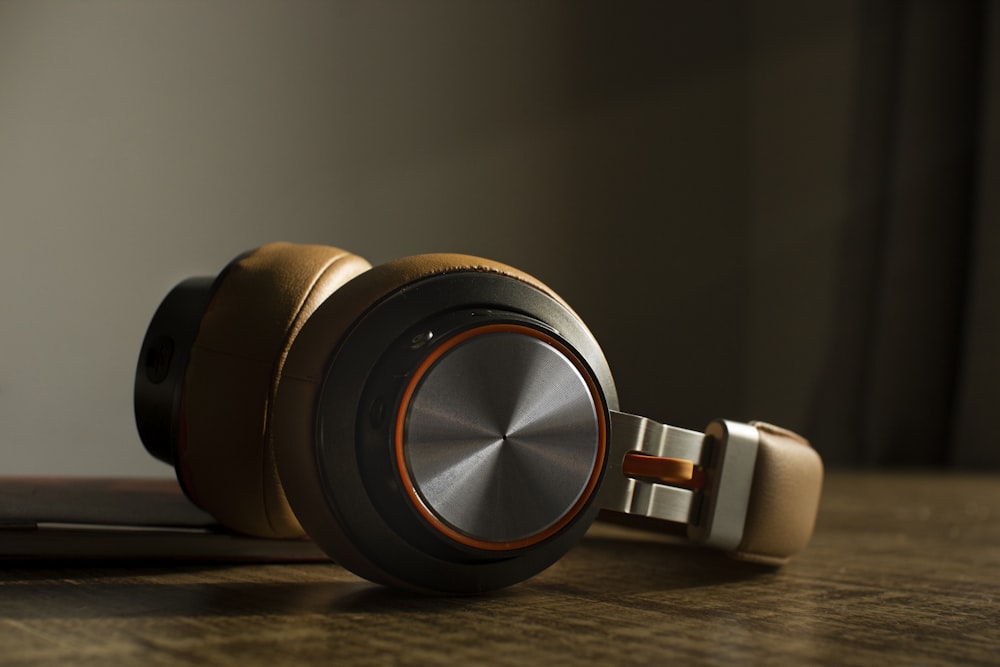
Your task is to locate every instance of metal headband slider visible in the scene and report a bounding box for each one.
[598,412,707,525]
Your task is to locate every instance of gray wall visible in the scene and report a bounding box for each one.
[0,1,855,476]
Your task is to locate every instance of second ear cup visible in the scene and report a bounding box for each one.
[178,242,371,538]
[272,253,620,593]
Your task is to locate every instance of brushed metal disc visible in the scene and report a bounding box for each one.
[401,330,601,545]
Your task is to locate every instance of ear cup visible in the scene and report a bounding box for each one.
[179,242,371,538]
[273,253,619,592]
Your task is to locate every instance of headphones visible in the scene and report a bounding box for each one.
[134,242,823,594]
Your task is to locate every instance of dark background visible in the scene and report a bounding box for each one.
[1,1,995,475]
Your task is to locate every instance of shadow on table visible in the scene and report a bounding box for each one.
[0,528,775,620]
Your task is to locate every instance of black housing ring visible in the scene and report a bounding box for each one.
[315,271,619,593]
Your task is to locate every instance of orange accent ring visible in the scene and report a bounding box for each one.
[394,323,607,552]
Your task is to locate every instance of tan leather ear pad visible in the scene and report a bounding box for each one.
[277,253,567,391]
[179,243,371,538]
[733,422,824,565]
[273,253,565,587]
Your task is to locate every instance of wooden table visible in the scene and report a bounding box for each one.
[1,472,997,666]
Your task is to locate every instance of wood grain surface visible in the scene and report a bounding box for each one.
[1,472,997,666]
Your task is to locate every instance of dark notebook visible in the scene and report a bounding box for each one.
[0,477,326,563]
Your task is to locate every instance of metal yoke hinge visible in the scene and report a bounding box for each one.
[597,411,760,552]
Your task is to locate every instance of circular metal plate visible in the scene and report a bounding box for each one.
[397,326,604,549]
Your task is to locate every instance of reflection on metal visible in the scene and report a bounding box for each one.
[403,330,601,544]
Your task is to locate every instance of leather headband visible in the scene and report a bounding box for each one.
[734,421,824,565]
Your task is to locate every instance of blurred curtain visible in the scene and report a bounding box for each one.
[810,1,999,467]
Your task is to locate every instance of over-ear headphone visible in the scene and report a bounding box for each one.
[134,242,823,594]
